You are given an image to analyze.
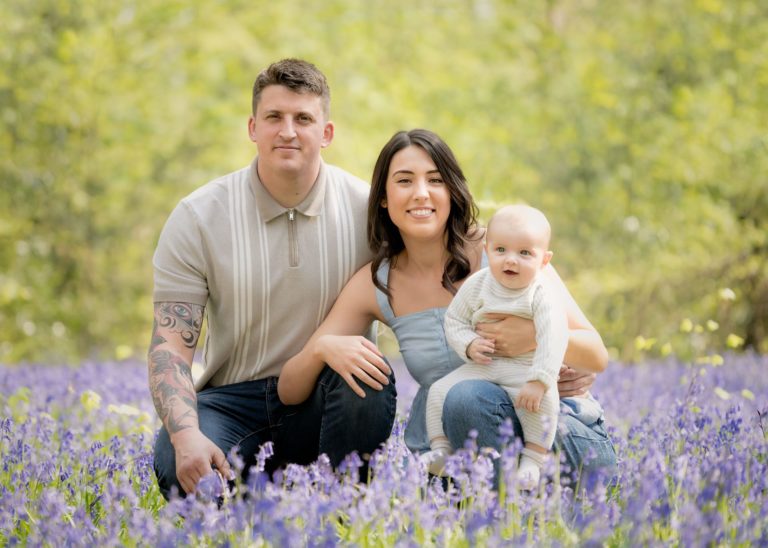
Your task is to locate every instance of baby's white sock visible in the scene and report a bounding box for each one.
[518,447,546,491]
[422,438,452,477]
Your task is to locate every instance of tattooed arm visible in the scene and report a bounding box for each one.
[148,302,231,494]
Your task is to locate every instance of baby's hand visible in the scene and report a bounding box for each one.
[467,337,495,365]
[515,381,546,412]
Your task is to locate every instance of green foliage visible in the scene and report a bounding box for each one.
[1,0,766,362]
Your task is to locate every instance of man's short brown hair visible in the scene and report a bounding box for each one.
[252,58,331,118]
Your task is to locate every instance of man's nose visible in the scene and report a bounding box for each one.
[278,119,296,138]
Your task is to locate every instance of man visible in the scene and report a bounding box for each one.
[149,58,396,499]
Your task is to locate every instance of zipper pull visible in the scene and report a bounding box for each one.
[288,209,295,221]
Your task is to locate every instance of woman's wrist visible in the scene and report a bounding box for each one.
[312,335,332,363]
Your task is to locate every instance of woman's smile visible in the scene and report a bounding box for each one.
[408,208,436,218]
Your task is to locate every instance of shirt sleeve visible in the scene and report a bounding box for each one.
[526,283,568,389]
[444,273,483,360]
[152,200,210,305]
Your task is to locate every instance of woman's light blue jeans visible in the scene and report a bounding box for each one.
[443,379,617,486]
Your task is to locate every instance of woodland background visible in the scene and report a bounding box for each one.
[1,0,766,364]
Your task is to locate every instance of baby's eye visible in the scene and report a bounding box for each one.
[495,246,505,253]
[520,250,531,256]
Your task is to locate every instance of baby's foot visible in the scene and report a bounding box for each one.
[517,457,541,491]
[518,448,546,491]
[420,449,449,477]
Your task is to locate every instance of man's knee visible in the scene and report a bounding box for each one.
[153,427,183,500]
[322,367,396,416]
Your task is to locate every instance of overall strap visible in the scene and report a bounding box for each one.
[374,261,397,324]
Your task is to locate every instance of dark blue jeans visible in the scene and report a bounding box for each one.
[443,380,617,485]
[153,366,396,499]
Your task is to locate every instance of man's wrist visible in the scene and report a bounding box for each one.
[170,425,201,445]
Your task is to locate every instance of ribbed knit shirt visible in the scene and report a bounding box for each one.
[152,158,371,390]
[443,268,568,389]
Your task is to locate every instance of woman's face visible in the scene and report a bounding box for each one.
[383,145,451,241]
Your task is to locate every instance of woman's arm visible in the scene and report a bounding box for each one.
[543,265,609,372]
[475,264,609,373]
[277,264,389,405]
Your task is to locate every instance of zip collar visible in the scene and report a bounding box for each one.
[248,157,327,222]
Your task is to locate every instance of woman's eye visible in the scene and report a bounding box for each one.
[429,178,444,184]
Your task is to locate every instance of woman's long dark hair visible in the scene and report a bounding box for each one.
[367,129,480,297]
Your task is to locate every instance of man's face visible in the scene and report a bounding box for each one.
[248,85,333,180]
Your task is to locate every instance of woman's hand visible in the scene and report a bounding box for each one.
[557,365,595,397]
[316,335,391,398]
[474,314,536,358]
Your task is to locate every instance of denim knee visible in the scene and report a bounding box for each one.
[555,415,617,485]
[316,366,397,465]
[443,380,515,451]
[153,427,182,500]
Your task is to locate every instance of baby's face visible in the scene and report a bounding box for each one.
[485,222,551,290]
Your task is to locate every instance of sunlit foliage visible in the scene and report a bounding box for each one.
[2,0,766,362]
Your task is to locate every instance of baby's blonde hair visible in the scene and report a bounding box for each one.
[486,204,552,248]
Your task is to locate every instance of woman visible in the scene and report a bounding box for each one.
[278,129,616,481]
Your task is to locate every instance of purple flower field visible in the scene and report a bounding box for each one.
[1,354,767,545]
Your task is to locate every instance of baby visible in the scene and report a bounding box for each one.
[424,204,568,490]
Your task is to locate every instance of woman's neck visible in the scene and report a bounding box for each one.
[394,237,449,278]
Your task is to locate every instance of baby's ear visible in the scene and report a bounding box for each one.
[542,250,553,267]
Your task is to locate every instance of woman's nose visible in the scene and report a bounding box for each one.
[413,179,429,199]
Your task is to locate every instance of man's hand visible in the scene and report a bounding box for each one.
[467,337,495,365]
[475,314,536,358]
[172,428,232,496]
[316,335,390,398]
[557,365,595,397]
[516,380,546,412]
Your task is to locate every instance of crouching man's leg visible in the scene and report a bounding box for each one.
[153,379,275,500]
[274,365,397,479]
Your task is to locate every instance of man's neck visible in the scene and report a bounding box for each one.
[257,161,321,208]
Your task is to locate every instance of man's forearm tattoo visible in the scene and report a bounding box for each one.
[148,302,205,434]
[149,349,198,433]
[156,302,204,349]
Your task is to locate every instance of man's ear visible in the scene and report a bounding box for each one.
[247,116,257,142]
[542,250,553,267]
[320,121,335,148]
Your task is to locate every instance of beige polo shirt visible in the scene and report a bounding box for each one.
[153,158,372,390]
